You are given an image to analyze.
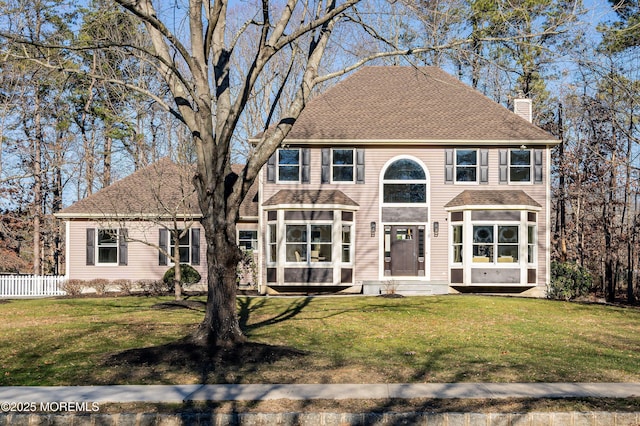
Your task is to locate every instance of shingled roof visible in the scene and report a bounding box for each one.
[57,159,258,219]
[444,190,542,209]
[263,190,359,207]
[267,66,557,144]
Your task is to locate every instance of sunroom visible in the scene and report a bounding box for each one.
[445,190,541,291]
[263,190,359,288]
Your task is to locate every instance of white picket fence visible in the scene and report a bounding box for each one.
[0,275,67,298]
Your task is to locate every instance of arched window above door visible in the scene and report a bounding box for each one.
[382,158,427,204]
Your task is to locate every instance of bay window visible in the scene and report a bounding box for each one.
[472,225,519,263]
[286,224,332,263]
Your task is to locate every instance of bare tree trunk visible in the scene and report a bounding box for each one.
[192,220,244,347]
[32,90,43,276]
[557,103,567,262]
[103,135,112,188]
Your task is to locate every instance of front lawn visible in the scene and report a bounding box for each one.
[0,295,638,385]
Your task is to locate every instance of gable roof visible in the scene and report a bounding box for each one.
[56,159,259,219]
[262,66,557,145]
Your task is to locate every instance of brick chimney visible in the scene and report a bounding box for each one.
[513,98,532,123]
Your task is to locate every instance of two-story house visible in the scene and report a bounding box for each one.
[254,66,559,297]
[56,66,558,298]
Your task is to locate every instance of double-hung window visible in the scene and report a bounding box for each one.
[278,149,300,182]
[455,149,478,182]
[238,230,258,251]
[170,231,191,263]
[332,149,354,182]
[97,229,118,264]
[510,149,532,182]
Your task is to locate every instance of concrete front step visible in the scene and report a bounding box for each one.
[362,280,449,296]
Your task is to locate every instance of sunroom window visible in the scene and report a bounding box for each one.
[472,225,519,263]
[285,224,332,263]
[452,225,463,263]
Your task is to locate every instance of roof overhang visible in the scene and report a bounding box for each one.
[263,189,360,211]
[249,138,561,146]
[54,213,204,220]
[444,190,542,211]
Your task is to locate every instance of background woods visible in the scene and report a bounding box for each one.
[0,0,639,306]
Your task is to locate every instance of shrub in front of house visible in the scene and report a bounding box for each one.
[162,264,202,287]
[89,278,110,295]
[61,279,86,296]
[137,279,170,296]
[112,279,134,295]
[548,261,593,301]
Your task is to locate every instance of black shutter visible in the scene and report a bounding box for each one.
[267,153,276,183]
[86,228,95,266]
[321,148,330,183]
[301,148,311,183]
[445,149,454,183]
[499,149,509,183]
[191,228,200,265]
[356,149,365,184]
[159,228,168,266]
[479,149,489,184]
[534,149,543,183]
[118,229,128,266]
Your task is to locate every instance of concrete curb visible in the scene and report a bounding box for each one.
[1,383,639,403]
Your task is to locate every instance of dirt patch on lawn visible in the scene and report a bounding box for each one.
[102,339,309,385]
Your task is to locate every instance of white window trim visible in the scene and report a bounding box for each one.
[96,228,119,266]
[277,148,301,183]
[331,148,355,183]
[471,223,521,266]
[447,210,539,269]
[508,149,533,184]
[266,210,355,268]
[454,148,479,184]
[267,223,277,266]
[450,224,464,266]
[380,155,429,206]
[284,222,334,265]
[238,229,259,252]
[168,229,192,265]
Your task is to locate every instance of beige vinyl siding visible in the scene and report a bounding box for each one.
[65,220,207,284]
[261,145,550,294]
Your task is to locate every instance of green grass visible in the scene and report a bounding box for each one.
[1,295,639,385]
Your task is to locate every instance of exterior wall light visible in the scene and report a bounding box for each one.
[370,221,376,237]
[433,221,439,237]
